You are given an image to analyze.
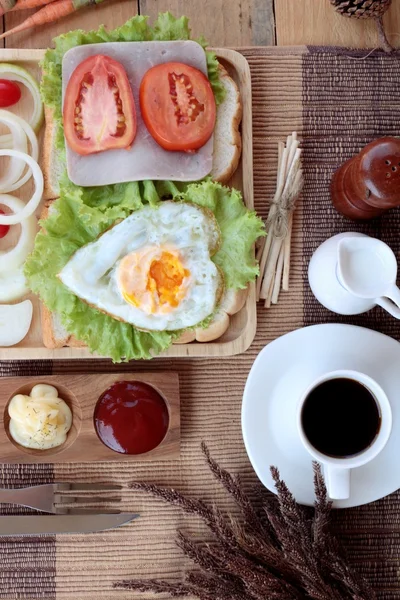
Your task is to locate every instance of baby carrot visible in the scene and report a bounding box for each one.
[12,0,55,10]
[0,0,16,16]
[0,0,106,39]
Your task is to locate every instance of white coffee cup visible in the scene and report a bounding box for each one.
[296,370,392,500]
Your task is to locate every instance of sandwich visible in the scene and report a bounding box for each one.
[26,13,264,361]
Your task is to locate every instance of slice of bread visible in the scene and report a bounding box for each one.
[41,106,64,201]
[210,64,242,184]
[41,305,85,349]
[174,286,248,344]
[41,288,247,349]
[40,200,85,349]
[41,63,242,200]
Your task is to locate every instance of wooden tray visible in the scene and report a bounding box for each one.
[0,47,256,360]
[0,372,180,463]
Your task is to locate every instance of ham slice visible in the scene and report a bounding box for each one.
[62,41,214,187]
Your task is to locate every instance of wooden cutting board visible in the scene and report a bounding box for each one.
[0,372,180,463]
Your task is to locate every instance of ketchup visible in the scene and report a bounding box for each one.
[94,381,169,455]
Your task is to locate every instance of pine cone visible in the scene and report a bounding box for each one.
[329,0,393,52]
[329,0,391,19]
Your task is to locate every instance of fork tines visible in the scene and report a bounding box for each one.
[55,482,122,493]
[54,482,122,515]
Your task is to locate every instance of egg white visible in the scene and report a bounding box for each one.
[59,201,222,331]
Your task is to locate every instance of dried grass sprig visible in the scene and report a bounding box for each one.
[116,445,376,600]
[256,132,304,306]
[201,441,276,544]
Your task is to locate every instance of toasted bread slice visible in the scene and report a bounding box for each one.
[42,64,242,200]
[41,305,85,349]
[41,106,64,201]
[174,286,248,344]
[40,200,85,349]
[210,65,242,184]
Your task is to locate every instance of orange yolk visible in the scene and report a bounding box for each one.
[148,252,189,308]
[118,248,190,314]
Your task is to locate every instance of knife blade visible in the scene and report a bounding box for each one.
[0,513,139,536]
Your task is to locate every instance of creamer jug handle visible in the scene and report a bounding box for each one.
[376,284,400,319]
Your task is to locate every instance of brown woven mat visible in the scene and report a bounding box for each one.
[1,46,400,599]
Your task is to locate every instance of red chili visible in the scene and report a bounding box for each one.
[0,209,10,239]
[94,381,169,455]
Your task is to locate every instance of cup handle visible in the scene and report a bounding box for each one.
[376,285,400,319]
[323,465,351,500]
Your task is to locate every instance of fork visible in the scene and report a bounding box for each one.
[0,483,122,514]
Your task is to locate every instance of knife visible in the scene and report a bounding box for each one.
[0,513,139,536]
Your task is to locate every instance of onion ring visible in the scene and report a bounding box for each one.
[0,64,43,145]
[0,117,27,191]
[0,150,43,225]
[0,111,38,193]
[0,266,28,302]
[0,195,36,273]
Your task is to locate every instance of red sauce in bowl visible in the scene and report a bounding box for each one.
[94,381,169,454]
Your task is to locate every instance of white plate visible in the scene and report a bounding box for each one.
[242,324,400,508]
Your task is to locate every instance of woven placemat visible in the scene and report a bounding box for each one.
[1,46,400,599]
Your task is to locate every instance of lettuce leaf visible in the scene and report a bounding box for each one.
[25,180,264,362]
[180,181,265,289]
[41,12,225,153]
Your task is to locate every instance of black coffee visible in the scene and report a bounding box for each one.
[301,378,381,458]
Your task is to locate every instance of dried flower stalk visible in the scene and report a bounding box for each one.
[115,443,376,600]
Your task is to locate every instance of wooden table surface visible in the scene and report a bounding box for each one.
[2,0,400,50]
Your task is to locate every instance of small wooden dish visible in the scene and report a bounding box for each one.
[0,372,180,464]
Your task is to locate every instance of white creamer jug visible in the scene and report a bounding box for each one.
[308,232,400,318]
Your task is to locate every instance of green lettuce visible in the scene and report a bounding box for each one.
[41,12,225,153]
[25,180,264,362]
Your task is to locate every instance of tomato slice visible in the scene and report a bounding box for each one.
[0,80,21,108]
[140,62,216,152]
[63,55,137,156]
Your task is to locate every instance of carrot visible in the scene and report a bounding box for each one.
[0,0,16,16]
[12,0,55,10]
[0,0,106,39]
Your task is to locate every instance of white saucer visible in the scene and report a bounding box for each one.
[242,324,400,508]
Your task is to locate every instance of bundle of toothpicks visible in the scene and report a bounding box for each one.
[256,132,304,307]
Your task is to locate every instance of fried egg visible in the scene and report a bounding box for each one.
[59,201,222,331]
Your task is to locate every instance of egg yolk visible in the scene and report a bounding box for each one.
[148,252,189,307]
[118,248,190,314]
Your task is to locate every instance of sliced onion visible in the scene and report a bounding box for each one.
[0,111,39,192]
[0,300,33,346]
[0,111,39,193]
[0,117,27,191]
[4,112,39,162]
[0,64,43,145]
[0,195,36,273]
[0,266,28,302]
[0,151,43,225]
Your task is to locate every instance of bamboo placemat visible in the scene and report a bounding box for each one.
[1,46,400,599]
